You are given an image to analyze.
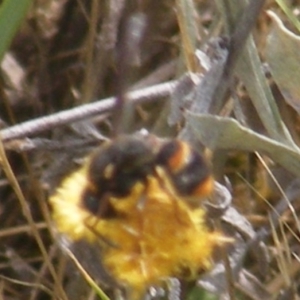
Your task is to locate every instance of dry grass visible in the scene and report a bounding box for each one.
[0,0,300,299]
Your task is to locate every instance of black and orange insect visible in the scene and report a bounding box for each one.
[49,133,225,299]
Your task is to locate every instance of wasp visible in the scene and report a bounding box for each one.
[49,133,224,299]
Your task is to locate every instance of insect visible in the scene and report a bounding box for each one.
[49,132,225,299]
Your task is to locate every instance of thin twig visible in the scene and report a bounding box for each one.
[0,80,177,142]
[226,0,266,69]
[210,0,266,113]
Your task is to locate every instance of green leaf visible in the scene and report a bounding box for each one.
[275,0,300,32]
[187,113,300,177]
[0,0,32,62]
[186,285,219,300]
[215,0,295,147]
[266,10,300,114]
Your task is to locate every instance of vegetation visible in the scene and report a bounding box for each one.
[0,0,300,299]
